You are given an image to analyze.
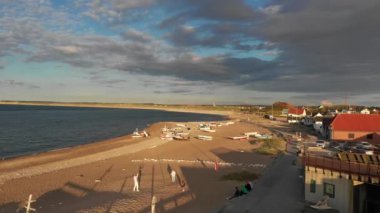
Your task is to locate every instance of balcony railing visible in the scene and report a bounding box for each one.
[303,154,380,178]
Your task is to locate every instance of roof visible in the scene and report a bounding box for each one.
[331,114,380,132]
[288,107,305,115]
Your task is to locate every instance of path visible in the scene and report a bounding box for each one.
[0,137,167,185]
[218,139,305,213]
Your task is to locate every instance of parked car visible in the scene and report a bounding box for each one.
[357,141,373,149]
[263,114,276,120]
[343,141,358,151]
[316,140,329,148]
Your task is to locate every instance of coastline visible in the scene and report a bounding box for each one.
[0,101,234,116]
[0,107,278,212]
[0,103,230,162]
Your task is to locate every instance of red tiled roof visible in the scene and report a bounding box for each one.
[331,114,380,132]
[288,107,305,115]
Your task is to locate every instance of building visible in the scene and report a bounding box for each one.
[329,114,380,144]
[361,108,370,114]
[313,113,324,132]
[304,152,380,213]
[287,107,306,123]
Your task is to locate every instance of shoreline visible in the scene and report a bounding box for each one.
[0,101,234,116]
[0,112,279,212]
[0,104,231,162]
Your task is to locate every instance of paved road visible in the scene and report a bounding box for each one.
[218,140,305,213]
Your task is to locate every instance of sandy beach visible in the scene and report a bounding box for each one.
[0,109,283,213]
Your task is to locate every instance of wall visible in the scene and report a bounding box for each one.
[305,167,353,213]
[331,131,380,144]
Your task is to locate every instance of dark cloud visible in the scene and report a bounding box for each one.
[2,0,380,105]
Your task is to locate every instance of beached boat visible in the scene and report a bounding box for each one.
[196,135,213,141]
[201,129,216,133]
[160,132,174,140]
[173,134,190,140]
[244,132,258,137]
[132,128,143,138]
[255,134,272,139]
[228,136,248,140]
[176,123,187,128]
[199,124,216,132]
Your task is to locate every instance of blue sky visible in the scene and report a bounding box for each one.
[1,0,380,106]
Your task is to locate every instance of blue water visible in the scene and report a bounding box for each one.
[0,105,224,159]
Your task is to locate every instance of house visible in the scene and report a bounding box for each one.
[313,113,324,132]
[304,152,380,213]
[329,114,380,144]
[281,108,288,117]
[360,108,370,114]
[287,107,306,123]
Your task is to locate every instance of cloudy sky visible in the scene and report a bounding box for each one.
[1,0,380,105]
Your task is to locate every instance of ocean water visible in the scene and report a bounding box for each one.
[0,105,224,159]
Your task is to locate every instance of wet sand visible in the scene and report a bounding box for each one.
[0,111,281,213]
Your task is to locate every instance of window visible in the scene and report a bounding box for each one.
[367,134,374,140]
[324,183,335,198]
[348,133,355,139]
[310,180,316,193]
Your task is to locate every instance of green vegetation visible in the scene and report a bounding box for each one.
[220,171,260,182]
[255,138,285,155]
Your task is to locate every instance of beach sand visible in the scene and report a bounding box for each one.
[0,112,281,213]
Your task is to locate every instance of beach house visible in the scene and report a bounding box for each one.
[287,107,306,123]
[329,114,380,144]
[304,152,380,213]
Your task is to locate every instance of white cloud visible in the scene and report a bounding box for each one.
[54,46,82,54]
[260,5,282,15]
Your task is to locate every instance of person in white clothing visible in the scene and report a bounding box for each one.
[133,173,139,192]
[171,170,176,183]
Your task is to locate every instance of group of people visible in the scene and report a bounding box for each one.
[226,181,254,200]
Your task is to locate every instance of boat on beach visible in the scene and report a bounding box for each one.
[196,135,213,141]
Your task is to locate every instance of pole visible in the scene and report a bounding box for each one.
[151,195,157,213]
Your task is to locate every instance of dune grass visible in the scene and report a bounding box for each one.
[255,138,285,155]
[220,171,260,182]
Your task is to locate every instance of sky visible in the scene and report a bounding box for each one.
[1,0,380,105]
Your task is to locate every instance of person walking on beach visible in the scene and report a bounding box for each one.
[133,173,140,192]
[171,170,176,183]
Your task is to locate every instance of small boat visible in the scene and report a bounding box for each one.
[160,132,173,140]
[201,129,216,133]
[244,132,258,137]
[132,128,143,138]
[228,136,248,140]
[255,134,272,139]
[196,135,213,141]
[173,134,190,140]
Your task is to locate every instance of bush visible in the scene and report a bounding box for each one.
[255,138,285,155]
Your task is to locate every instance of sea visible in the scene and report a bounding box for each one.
[0,105,225,159]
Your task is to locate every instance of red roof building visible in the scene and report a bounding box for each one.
[288,107,306,116]
[330,114,380,144]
